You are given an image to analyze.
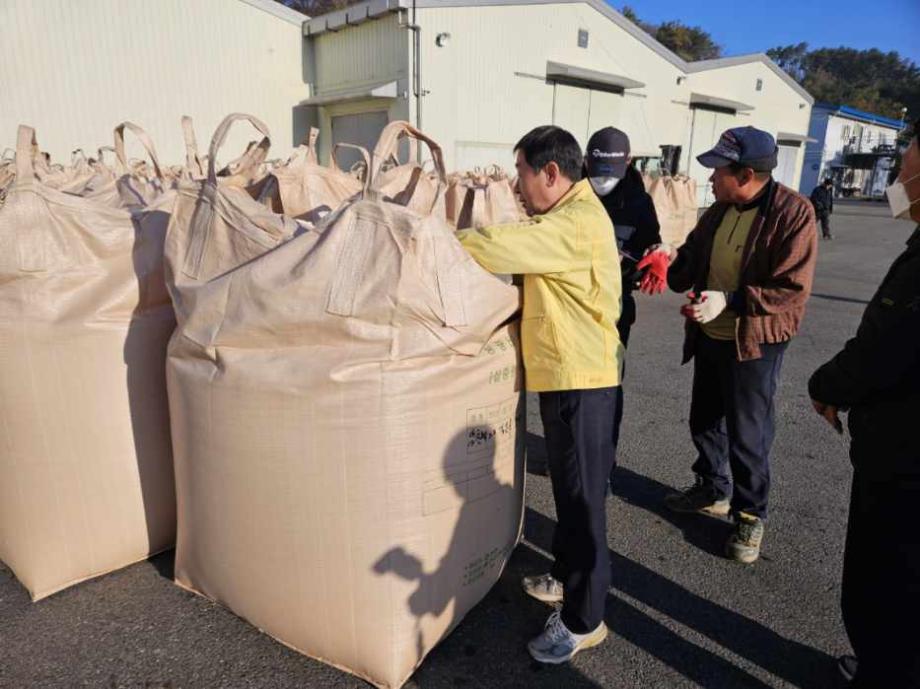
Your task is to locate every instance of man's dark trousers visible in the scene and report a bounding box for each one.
[843,471,920,688]
[540,386,617,634]
[689,333,788,518]
[818,213,832,239]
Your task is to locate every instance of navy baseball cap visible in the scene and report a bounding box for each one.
[586,127,630,178]
[697,126,778,172]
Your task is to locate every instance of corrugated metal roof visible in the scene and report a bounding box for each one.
[816,103,904,130]
[304,0,405,34]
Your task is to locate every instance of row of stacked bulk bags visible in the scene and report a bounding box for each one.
[0,123,177,601]
[0,113,525,686]
[643,173,699,246]
[0,115,369,602]
[445,165,525,230]
[165,116,525,689]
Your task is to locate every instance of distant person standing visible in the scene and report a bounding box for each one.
[583,127,661,490]
[810,178,835,239]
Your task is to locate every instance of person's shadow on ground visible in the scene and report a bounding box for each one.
[525,492,840,689]
[419,428,839,688]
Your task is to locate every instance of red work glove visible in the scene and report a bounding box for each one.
[636,249,671,295]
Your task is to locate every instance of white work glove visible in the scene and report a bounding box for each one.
[680,290,728,324]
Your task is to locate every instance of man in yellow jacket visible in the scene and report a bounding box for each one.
[457,125,623,664]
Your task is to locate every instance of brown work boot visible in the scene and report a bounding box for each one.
[664,480,730,516]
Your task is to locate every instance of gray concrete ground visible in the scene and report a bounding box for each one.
[1,200,914,689]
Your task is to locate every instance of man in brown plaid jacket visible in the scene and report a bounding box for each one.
[639,126,817,563]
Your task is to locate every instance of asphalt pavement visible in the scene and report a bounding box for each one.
[1,199,914,689]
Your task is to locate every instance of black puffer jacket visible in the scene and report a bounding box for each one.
[597,166,661,331]
[809,226,920,478]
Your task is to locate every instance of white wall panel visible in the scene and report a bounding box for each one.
[1,0,306,165]
[416,3,688,171]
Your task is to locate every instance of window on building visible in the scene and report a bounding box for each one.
[578,29,589,48]
[841,125,851,142]
[756,78,763,91]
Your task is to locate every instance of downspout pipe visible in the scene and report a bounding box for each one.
[405,0,423,161]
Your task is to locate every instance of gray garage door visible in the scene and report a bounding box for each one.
[331,111,389,171]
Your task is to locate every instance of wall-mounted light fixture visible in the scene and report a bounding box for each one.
[676,76,687,85]
[435,32,451,47]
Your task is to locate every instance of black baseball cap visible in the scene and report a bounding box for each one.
[586,127,630,178]
[697,126,778,172]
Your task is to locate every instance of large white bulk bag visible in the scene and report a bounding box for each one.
[0,125,176,600]
[165,116,525,688]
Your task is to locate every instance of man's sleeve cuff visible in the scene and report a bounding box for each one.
[727,290,746,315]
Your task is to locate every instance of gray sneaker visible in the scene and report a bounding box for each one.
[664,481,730,516]
[725,512,765,563]
[527,611,608,664]
[522,573,564,603]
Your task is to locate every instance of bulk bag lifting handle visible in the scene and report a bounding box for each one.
[303,127,319,164]
[328,122,467,329]
[12,125,65,273]
[113,122,164,180]
[209,114,271,185]
[181,114,272,281]
[367,121,447,201]
[14,125,38,183]
[96,146,116,167]
[181,116,205,178]
[330,143,371,180]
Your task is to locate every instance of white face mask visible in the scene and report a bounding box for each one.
[589,176,621,196]
[887,170,920,220]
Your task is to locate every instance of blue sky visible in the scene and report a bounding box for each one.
[608,1,920,64]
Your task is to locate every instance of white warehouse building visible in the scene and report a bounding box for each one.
[1,0,814,207]
[303,0,814,206]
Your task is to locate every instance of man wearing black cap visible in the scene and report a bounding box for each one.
[585,127,661,489]
[640,126,817,563]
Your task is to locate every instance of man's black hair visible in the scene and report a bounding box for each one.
[727,162,771,182]
[514,126,583,181]
[823,178,834,186]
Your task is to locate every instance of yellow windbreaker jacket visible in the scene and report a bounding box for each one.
[457,179,623,392]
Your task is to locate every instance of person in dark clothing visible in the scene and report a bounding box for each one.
[584,127,661,489]
[810,178,835,239]
[808,121,920,689]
